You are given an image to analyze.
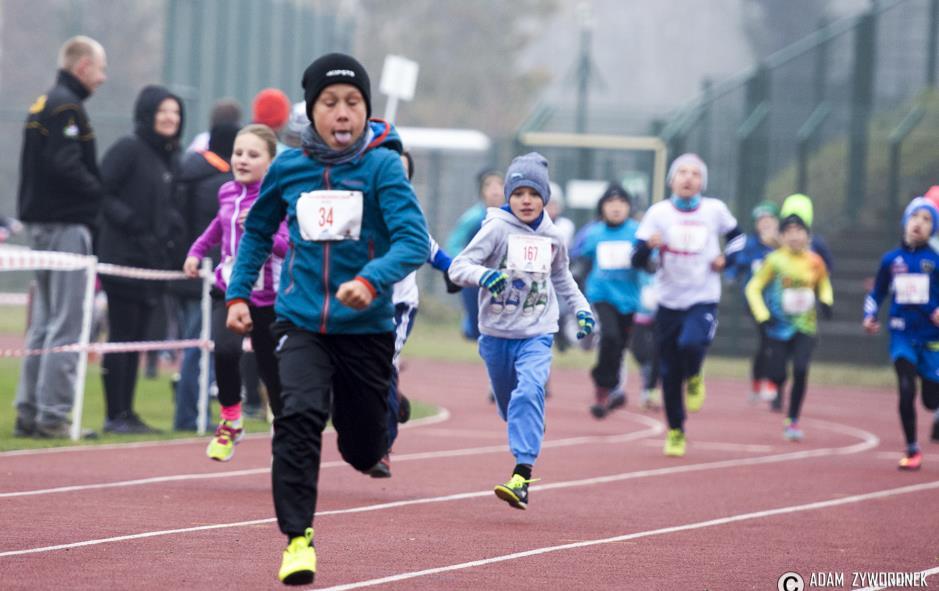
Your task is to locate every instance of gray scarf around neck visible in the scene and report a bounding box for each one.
[301,124,373,165]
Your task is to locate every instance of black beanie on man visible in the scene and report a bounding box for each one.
[302,53,372,121]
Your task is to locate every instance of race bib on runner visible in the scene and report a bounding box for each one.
[782,287,816,314]
[596,241,633,270]
[666,223,708,254]
[894,273,930,305]
[297,190,363,241]
[506,234,552,274]
[221,257,264,292]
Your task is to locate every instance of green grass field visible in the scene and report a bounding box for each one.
[0,303,893,452]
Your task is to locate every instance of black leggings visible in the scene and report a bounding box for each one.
[211,299,282,417]
[591,303,634,389]
[751,317,771,384]
[630,321,659,390]
[101,291,154,420]
[764,332,816,422]
[894,358,939,446]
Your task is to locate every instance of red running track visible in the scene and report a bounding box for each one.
[1,358,937,590]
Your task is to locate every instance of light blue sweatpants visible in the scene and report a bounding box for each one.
[478,334,553,466]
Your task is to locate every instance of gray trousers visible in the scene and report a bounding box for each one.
[15,223,92,426]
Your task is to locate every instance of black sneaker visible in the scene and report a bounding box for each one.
[13,416,36,437]
[932,420,939,443]
[127,412,162,434]
[397,394,411,424]
[494,473,537,510]
[368,454,391,478]
[35,422,70,438]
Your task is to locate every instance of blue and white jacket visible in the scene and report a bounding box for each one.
[864,242,939,341]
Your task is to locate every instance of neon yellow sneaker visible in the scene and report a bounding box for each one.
[664,428,686,457]
[278,527,316,586]
[494,473,539,510]
[685,374,706,413]
[206,419,244,462]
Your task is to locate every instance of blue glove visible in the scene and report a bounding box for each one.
[479,269,509,296]
[576,310,595,339]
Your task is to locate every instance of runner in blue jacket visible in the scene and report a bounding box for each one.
[225,53,429,586]
[864,197,939,472]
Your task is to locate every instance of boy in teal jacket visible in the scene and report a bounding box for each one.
[226,53,429,586]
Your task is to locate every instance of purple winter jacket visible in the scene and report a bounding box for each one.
[187,179,288,307]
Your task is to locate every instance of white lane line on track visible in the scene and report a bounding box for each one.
[0,409,453,458]
[0,412,663,499]
[316,479,939,591]
[0,418,877,557]
[638,439,774,453]
[855,566,939,591]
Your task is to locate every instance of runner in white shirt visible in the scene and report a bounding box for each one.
[631,153,743,457]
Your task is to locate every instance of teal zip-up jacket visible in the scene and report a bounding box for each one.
[227,120,430,334]
[580,218,643,315]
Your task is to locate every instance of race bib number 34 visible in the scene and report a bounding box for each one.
[506,234,552,274]
[894,273,930,305]
[297,190,363,241]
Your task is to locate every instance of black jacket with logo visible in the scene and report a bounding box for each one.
[17,69,103,229]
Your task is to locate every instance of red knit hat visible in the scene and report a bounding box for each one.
[252,88,291,129]
[925,185,939,210]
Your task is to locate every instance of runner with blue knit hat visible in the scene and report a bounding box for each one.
[449,151,594,509]
[864,196,939,471]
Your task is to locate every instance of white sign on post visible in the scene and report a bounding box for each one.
[380,54,419,123]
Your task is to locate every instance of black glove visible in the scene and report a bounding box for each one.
[444,269,462,294]
[759,319,774,335]
[819,302,833,320]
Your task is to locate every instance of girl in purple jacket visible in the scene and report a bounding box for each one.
[184,124,288,462]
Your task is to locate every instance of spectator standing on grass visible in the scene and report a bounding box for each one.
[97,85,184,435]
[631,153,743,458]
[863,197,939,471]
[168,122,238,431]
[225,53,429,585]
[184,124,287,461]
[449,152,595,511]
[14,36,107,439]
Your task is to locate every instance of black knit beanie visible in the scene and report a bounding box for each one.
[302,53,371,121]
[596,183,632,218]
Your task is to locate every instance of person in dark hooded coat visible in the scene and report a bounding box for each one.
[97,84,184,434]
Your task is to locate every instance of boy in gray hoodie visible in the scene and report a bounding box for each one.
[449,152,595,510]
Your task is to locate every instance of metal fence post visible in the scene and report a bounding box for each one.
[70,256,97,442]
[197,257,213,436]
[735,66,771,219]
[845,9,876,221]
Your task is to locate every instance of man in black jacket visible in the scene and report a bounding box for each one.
[14,36,107,439]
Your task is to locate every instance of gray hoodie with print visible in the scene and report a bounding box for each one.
[449,207,590,339]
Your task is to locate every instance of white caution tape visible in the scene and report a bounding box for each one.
[0,292,28,306]
[0,338,214,358]
[0,247,204,279]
